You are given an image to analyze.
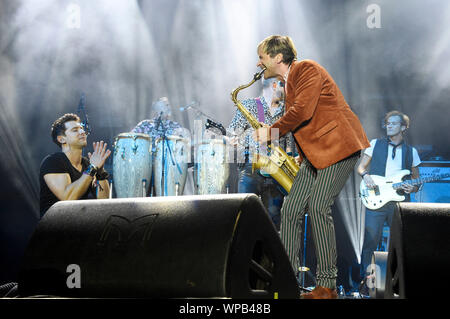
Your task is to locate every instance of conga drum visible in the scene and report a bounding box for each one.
[113,133,152,197]
[153,135,189,196]
[195,138,230,195]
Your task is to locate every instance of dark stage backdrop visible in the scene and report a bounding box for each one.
[1,0,449,286]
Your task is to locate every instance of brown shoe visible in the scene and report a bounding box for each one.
[300,286,338,299]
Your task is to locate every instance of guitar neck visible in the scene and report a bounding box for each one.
[393,173,450,189]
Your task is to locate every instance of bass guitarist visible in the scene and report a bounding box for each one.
[357,110,421,286]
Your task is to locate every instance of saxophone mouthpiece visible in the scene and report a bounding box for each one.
[254,67,266,81]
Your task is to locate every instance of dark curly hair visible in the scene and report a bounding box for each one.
[51,113,81,148]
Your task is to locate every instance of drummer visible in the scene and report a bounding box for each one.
[132,97,190,144]
[227,77,296,231]
[131,97,190,195]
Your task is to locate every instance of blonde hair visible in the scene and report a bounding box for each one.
[258,35,298,65]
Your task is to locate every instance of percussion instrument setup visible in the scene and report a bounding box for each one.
[112,112,232,198]
[101,69,299,199]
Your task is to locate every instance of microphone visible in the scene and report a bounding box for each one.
[77,93,91,135]
[179,101,198,111]
[156,111,163,130]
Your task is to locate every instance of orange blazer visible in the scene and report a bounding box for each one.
[271,60,370,169]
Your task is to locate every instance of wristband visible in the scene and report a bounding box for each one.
[84,164,98,177]
[361,171,368,178]
[96,167,110,181]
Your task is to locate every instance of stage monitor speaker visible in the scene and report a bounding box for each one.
[18,194,299,299]
[384,202,450,299]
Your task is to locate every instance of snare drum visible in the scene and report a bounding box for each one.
[153,135,189,196]
[195,139,230,194]
[113,133,152,198]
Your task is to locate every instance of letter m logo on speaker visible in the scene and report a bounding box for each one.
[97,214,159,247]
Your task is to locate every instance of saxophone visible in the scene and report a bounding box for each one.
[231,68,299,193]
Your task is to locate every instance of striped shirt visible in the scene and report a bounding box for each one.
[228,96,295,163]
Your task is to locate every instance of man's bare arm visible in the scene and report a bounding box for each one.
[44,173,93,201]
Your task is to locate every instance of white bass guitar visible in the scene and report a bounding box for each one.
[359,169,450,210]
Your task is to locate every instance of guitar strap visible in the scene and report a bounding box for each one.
[255,98,265,123]
[255,98,270,177]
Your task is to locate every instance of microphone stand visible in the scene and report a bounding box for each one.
[156,113,182,196]
[77,93,91,158]
[156,112,166,196]
[181,102,228,195]
[77,93,91,135]
[180,102,223,130]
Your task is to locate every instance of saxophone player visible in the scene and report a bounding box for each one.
[253,35,370,299]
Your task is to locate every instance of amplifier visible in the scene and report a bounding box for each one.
[411,161,450,203]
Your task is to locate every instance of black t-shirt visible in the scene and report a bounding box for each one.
[39,152,96,217]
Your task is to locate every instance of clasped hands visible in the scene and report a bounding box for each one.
[87,141,111,169]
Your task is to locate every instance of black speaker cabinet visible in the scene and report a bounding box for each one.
[385,202,450,299]
[18,194,299,298]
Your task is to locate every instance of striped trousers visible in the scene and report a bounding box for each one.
[280,153,359,289]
